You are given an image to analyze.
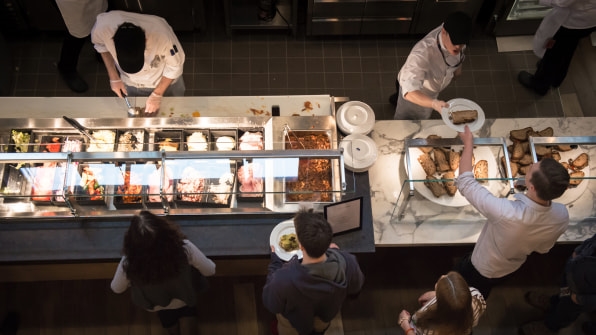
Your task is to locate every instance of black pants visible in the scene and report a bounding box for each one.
[533,25,596,92]
[57,33,87,74]
[454,252,508,299]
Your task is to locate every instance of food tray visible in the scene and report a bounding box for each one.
[113,164,145,209]
[237,160,265,202]
[174,160,235,208]
[36,135,64,153]
[8,129,32,153]
[183,129,210,152]
[144,163,176,209]
[1,163,31,202]
[27,163,59,205]
[73,163,109,206]
[116,129,148,152]
[210,129,237,151]
[238,128,265,151]
[154,130,183,152]
[85,129,117,153]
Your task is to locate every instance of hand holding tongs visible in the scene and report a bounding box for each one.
[62,116,95,141]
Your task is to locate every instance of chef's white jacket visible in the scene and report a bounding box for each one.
[91,11,185,89]
[56,0,108,38]
[533,0,596,58]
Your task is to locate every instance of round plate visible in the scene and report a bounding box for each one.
[406,125,500,207]
[270,219,303,261]
[336,101,375,135]
[441,98,485,132]
[340,134,378,172]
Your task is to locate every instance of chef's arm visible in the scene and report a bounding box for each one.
[404,90,448,112]
[100,52,125,97]
[145,76,174,114]
[152,76,174,97]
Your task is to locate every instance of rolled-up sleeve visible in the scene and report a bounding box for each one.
[110,256,130,293]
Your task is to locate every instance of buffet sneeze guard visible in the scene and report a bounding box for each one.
[0,116,355,219]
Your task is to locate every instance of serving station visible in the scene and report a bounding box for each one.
[0,96,376,263]
[369,117,596,246]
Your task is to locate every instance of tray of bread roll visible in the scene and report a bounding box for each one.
[503,126,590,205]
[406,125,500,207]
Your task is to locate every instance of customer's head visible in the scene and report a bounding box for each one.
[123,211,187,285]
[293,208,332,258]
[415,271,473,334]
[528,158,570,201]
[113,22,146,74]
[442,11,473,54]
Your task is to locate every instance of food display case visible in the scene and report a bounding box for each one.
[393,130,595,225]
[0,116,359,219]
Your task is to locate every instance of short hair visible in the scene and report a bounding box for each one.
[113,22,146,74]
[530,158,570,201]
[415,271,474,333]
[122,211,187,285]
[293,208,332,258]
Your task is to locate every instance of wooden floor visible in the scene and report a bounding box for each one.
[1,244,591,335]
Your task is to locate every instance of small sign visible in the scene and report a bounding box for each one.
[324,197,363,236]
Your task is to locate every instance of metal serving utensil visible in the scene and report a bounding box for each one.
[122,91,141,117]
[62,116,95,141]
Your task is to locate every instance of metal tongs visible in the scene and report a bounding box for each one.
[283,124,305,150]
[62,116,95,141]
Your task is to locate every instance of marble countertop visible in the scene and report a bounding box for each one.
[368,117,596,246]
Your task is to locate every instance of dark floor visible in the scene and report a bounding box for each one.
[6,1,593,121]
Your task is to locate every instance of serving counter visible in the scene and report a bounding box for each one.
[369,117,596,246]
[0,95,375,263]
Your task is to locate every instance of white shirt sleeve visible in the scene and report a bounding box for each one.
[110,256,130,293]
[183,240,216,277]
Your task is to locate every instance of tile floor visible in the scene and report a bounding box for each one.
[3,2,580,121]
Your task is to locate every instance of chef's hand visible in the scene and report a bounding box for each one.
[145,92,162,114]
[418,290,436,306]
[431,99,448,113]
[110,80,126,98]
[398,310,411,331]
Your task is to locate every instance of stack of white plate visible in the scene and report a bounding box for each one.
[340,134,378,173]
[336,101,375,135]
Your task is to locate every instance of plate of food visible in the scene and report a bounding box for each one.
[441,98,485,132]
[406,125,500,207]
[270,219,303,261]
[503,126,590,205]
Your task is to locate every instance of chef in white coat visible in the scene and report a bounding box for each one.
[392,12,473,120]
[55,0,108,93]
[91,11,185,114]
[518,0,596,96]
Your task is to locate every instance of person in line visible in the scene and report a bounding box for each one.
[518,0,596,96]
[262,208,365,335]
[398,271,486,335]
[91,11,185,114]
[454,125,570,299]
[111,211,215,335]
[55,0,108,93]
[520,232,596,335]
[390,11,472,120]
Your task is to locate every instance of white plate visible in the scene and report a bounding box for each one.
[406,125,500,207]
[441,98,485,132]
[340,134,378,172]
[336,101,375,135]
[270,219,303,261]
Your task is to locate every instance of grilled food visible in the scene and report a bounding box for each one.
[570,153,589,170]
[474,160,489,181]
[569,171,585,187]
[442,171,457,196]
[425,175,447,197]
[450,110,478,125]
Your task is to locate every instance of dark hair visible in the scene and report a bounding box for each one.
[122,211,187,285]
[414,272,474,335]
[530,158,570,201]
[113,22,146,74]
[293,208,332,258]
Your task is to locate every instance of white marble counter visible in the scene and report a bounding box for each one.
[0,95,334,118]
[369,118,596,246]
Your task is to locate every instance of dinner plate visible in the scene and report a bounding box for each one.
[270,219,303,261]
[336,101,375,135]
[406,125,500,207]
[441,98,485,132]
[340,134,378,172]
